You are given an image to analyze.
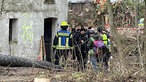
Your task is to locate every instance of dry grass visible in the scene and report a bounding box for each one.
[0,52,145,82]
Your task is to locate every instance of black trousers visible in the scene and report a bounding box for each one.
[54,49,69,65]
[96,46,111,69]
[76,49,88,70]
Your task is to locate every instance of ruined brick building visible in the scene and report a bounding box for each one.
[0,0,68,61]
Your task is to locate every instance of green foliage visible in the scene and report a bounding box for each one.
[112,0,145,28]
[113,0,145,19]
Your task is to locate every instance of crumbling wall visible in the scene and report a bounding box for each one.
[0,0,68,60]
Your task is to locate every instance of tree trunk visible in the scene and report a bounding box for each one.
[134,0,145,75]
[143,0,146,73]
[106,0,125,75]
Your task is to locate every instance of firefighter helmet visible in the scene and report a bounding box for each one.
[60,21,68,26]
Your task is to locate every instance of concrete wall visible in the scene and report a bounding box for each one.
[56,0,68,30]
[0,0,68,60]
[68,0,94,3]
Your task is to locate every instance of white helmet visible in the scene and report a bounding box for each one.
[90,28,95,34]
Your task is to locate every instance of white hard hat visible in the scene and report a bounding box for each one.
[90,28,95,34]
[102,30,106,33]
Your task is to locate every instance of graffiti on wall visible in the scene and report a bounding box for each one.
[22,13,33,42]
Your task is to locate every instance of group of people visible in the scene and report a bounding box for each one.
[52,21,111,72]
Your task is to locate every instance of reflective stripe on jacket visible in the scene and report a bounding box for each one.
[102,34,108,45]
[53,30,72,50]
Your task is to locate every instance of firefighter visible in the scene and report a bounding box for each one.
[52,21,73,65]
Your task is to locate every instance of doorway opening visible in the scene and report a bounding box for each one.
[44,18,57,62]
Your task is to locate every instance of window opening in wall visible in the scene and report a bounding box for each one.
[9,18,18,56]
[9,18,18,43]
[44,0,55,4]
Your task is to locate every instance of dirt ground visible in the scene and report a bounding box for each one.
[0,66,146,82]
[0,55,146,82]
[0,57,79,82]
[0,67,43,81]
[0,66,66,82]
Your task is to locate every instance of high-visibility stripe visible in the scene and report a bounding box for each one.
[52,45,56,48]
[66,38,69,47]
[58,33,69,36]
[58,37,61,46]
[102,34,107,41]
[103,41,108,45]
[70,34,72,38]
[55,32,72,50]
[55,46,70,49]
[138,23,144,26]
[102,34,108,45]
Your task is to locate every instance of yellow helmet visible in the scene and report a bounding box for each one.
[60,21,68,26]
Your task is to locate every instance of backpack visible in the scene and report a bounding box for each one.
[91,37,105,56]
